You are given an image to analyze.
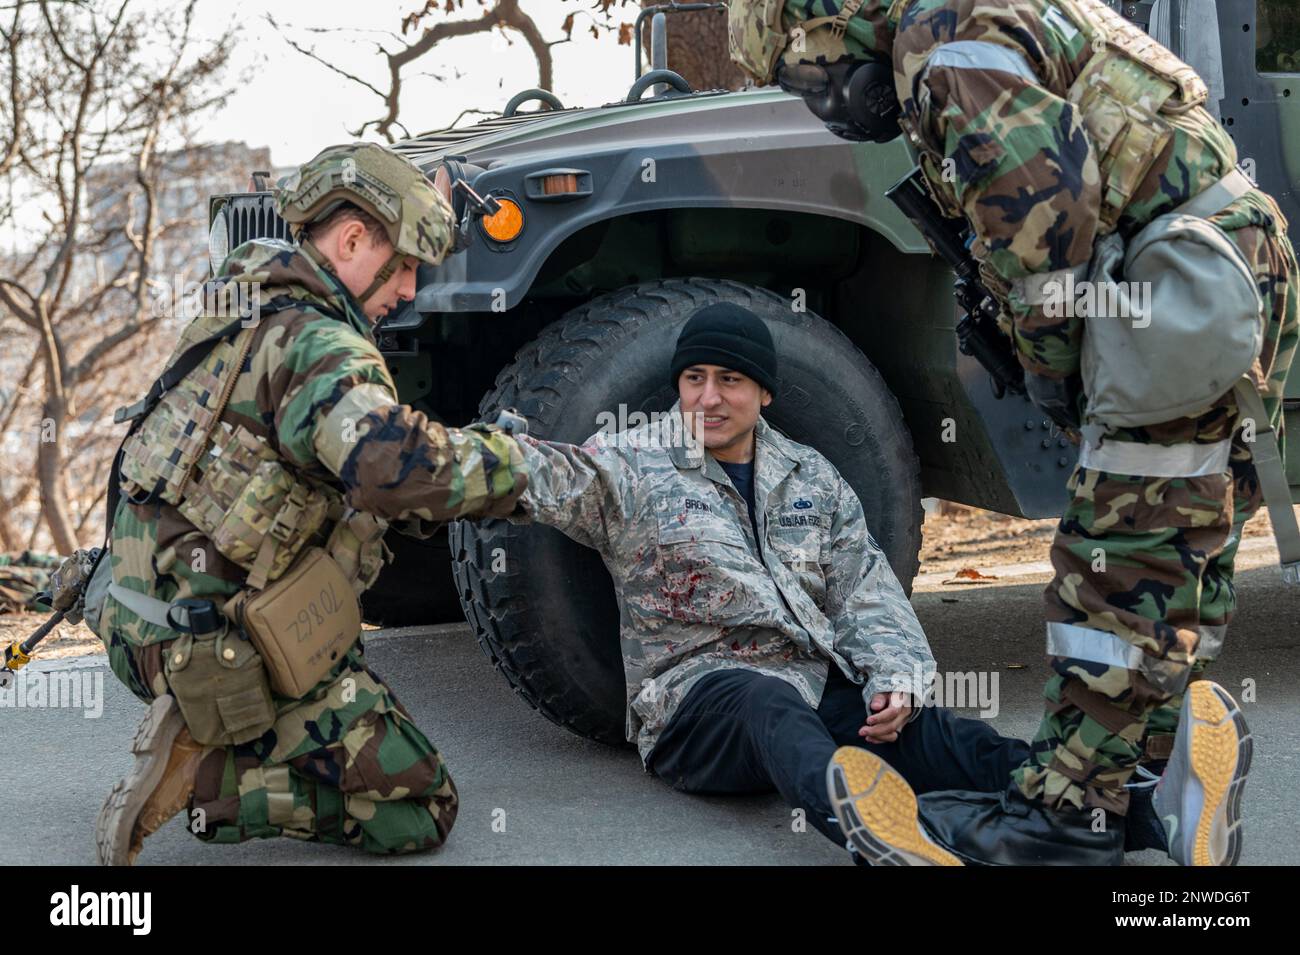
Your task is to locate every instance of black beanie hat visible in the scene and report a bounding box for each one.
[669,303,778,395]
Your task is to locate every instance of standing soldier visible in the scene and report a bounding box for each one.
[94,143,528,864]
[730,0,1296,864]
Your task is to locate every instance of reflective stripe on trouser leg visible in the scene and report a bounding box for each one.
[1044,621,1195,696]
[1077,437,1232,479]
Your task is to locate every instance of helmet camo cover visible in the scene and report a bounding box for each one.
[728,0,895,85]
[274,142,456,267]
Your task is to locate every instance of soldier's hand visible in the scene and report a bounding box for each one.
[860,690,912,743]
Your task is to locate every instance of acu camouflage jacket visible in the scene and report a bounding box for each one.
[513,408,936,761]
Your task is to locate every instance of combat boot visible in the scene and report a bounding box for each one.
[95,694,205,865]
[826,746,1124,866]
[913,786,1124,865]
[1152,680,1252,866]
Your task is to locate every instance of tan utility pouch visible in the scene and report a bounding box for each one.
[225,547,361,699]
[1067,54,1177,234]
[163,619,276,746]
[179,424,334,589]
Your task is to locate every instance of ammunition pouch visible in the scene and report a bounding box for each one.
[727,0,792,85]
[224,547,362,699]
[162,606,276,746]
[177,423,335,590]
[118,329,255,506]
[1054,0,1209,235]
[325,509,391,597]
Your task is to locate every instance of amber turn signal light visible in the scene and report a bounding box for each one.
[540,173,580,196]
[481,198,524,242]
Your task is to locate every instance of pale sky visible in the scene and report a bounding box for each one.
[183,0,634,166]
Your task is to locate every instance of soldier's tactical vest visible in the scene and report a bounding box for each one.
[889,0,1212,236]
[118,306,388,598]
[1052,0,1209,233]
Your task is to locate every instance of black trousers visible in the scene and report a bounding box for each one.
[646,664,1031,845]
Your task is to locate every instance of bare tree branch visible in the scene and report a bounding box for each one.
[0,277,38,327]
[266,12,388,100]
[272,0,567,144]
[1,0,234,552]
[448,106,498,128]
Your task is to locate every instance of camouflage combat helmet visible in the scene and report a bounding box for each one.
[274,142,456,303]
[728,0,899,87]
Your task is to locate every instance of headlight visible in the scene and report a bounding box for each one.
[208,205,230,275]
[433,163,454,206]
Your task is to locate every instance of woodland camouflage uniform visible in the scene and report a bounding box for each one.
[102,144,528,853]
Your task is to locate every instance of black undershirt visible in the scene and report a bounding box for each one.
[718,459,760,553]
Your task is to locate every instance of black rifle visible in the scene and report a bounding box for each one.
[885,166,1025,399]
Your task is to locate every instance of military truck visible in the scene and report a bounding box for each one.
[205,0,1300,744]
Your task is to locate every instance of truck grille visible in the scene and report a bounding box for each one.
[226,194,291,246]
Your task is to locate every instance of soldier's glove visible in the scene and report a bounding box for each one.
[458,423,530,519]
[476,408,527,436]
[48,547,101,624]
[1025,372,1083,433]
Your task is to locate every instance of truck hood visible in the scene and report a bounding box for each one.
[390,88,845,169]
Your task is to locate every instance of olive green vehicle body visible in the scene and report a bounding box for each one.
[208,0,1300,520]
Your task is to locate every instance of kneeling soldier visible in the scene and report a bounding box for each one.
[95,143,528,864]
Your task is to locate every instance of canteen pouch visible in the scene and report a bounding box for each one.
[179,424,334,589]
[1080,214,1264,427]
[226,547,361,699]
[163,618,276,746]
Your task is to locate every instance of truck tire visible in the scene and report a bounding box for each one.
[450,278,922,746]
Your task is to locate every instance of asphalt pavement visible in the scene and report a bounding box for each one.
[2,559,1296,866]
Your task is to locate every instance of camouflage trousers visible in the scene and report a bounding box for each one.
[1013,195,1299,816]
[106,634,458,854]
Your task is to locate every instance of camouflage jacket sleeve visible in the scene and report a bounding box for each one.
[264,312,526,521]
[509,433,639,555]
[823,472,935,708]
[894,0,1102,379]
